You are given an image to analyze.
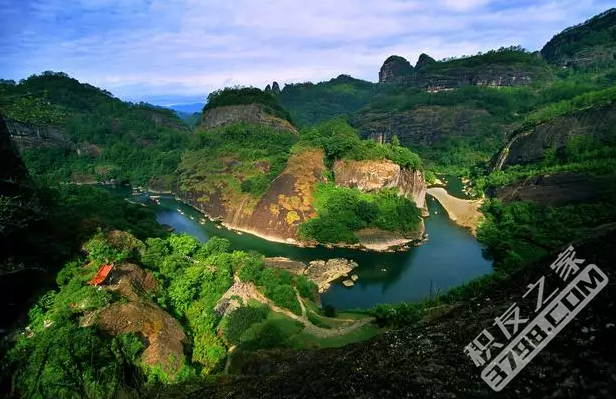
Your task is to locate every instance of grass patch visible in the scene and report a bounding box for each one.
[289,323,380,349]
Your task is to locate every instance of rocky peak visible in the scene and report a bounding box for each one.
[264,84,272,92]
[379,55,414,83]
[272,81,281,94]
[415,53,436,71]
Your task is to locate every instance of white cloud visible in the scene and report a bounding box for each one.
[0,0,611,103]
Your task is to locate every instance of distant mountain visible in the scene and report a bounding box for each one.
[167,102,205,113]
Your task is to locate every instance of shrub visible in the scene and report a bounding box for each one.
[239,320,288,350]
[224,306,269,345]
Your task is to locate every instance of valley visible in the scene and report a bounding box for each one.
[1,6,616,399]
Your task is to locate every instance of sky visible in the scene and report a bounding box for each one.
[0,0,613,106]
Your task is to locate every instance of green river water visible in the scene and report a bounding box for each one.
[120,176,491,310]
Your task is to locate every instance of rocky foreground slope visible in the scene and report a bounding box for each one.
[159,223,616,399]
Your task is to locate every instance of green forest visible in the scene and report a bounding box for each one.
[2,7,616,398]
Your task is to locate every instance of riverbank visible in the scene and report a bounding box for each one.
[170,194,423,253]
[426,187,483,235]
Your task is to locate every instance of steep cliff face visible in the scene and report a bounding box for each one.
[494,171,611,205]
[332,159,428,215]
[5,118,73,149]
[181,149,327,243]
[355,105,499,148]
[416,61,549,90]
[496,103,616,168]
[200,104,298,134]
[0,116,33,195]
[377,51,550,89]
[541,8,616,68]
[379,55,414,83]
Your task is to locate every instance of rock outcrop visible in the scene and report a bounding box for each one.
[264,257,359,293]
[0,116,33,196]
[355,105,497,150]
[414,53,436,71]
[332,159,428,216]
[96,263,188,381]
[379,55,414,83]
[200,104,298,134]
[5,118,73,149]
[377,52,550,89]
[494,171,612,206]
[181,149,327,243]
[272,82,281,94]
[494,103,616,169]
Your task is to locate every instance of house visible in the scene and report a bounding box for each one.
[88,264,114,286]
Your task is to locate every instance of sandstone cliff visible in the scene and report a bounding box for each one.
[200,104,298,134]
[180,149,327,243]
[494,103,616,169]
[379,55,414,83]
[355,105,500,149]
[0,116,33,196]
[332,159,428,216]
[5,118,73,149]
[488,102,616,206]
[378,51,550,89]
[494,171,611,206]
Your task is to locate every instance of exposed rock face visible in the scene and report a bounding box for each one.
[415,53,436,71]
[355,105,498,150]
[421,65,544,89]
[272,82,281,94]
[5,118,73,149]
[0,116,32,196]
[541,8,616,68]
[263,257,359,293]
[332,159,428,215]
[494,171,612,206]
[378,52,549,89]
[200,104,298,134]
[495,103,616,169]
[97,263,187,381]
[355,225,424,250]
[181,149,327,243]
[379,55,414,83]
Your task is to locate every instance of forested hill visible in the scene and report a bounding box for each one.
[541,8,616,68]
[0,72,191,188]
[275,74,375,127]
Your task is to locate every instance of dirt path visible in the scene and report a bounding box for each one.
[427,187,484,235]
[295,288,307,318]
[232,282,374,339]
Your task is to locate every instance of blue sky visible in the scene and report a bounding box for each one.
[0,0,613,105]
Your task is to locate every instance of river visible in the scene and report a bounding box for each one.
[120,176,492,310]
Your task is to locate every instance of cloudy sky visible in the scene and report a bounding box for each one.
[0,0,612,105]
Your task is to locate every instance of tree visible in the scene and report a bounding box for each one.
[390,135,400,147]
[168,234,199,257]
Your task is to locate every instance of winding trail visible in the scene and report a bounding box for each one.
[220,280,374,339]
[427,187,483,235]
